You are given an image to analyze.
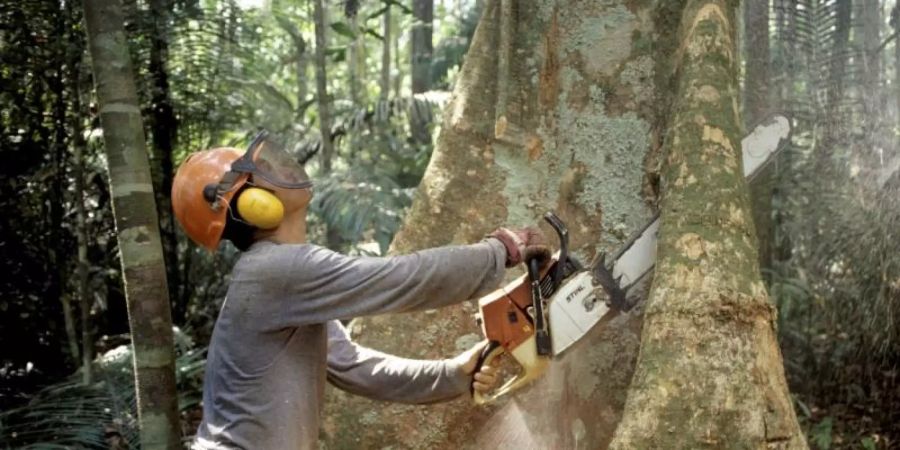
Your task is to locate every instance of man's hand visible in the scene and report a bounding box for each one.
[489,226,551,268]
[454,341,499,394]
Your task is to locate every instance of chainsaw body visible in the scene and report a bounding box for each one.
[473,260,556,404]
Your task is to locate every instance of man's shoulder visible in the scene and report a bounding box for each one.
[237,242,344,275]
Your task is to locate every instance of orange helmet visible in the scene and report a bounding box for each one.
[172,147,246,250]
[171,131,313,251]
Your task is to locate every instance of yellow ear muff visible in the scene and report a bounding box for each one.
[236,187,284,229]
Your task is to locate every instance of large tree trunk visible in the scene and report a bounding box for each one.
[609,1,805,447]
[81,0,180,447]
[323,0,805,448]
[324,1,668,447]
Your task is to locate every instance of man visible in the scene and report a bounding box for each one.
[171,131,550,449]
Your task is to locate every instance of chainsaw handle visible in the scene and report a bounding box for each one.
[470,340,502,398]
[472,335,550,405]
[543,211,569,290]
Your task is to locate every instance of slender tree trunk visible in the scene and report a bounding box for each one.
[296,38,308,117]
[410,0,434,143]
[68,15,95,383]
[895,6,900,137]
[861,0,882,169]
[862,0,882,97]
[148,0,181,324]
[381,5,392,100]
[49,7,79,367]
[744,0,776,275]
[823,0,851,158]
[313,0,334,173]
[744,0,770,125]
[349,12,362,105]
[393,11,402,97]
[81,0,180,447]
[72,80,94,385]
[411,0,433,94]
[609,1,805,447]
[312,0,343,249]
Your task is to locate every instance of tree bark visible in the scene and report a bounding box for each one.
[81,0,180,447]
[609,1,805,447]
[411,0,433,94]
[323,1,669,447]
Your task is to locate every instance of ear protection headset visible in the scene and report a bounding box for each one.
[235,186,284,229]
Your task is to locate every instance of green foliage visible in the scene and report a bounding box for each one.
[860,436,877,450]
[0,331,206,449]
[308,95,443,254]
[810,416,833,450]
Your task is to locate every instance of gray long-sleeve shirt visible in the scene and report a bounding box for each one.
[192,239,507,450]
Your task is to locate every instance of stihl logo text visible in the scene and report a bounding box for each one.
[566,284,586,303]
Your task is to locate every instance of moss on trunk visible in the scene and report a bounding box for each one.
[608,1,806,448]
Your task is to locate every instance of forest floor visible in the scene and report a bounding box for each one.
[792,371,899,449]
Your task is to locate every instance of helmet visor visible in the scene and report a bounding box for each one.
[245,131,313,189]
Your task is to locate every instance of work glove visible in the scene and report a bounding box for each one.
[489,226,551,268]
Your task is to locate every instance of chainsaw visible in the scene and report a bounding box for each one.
[471,114,792,405]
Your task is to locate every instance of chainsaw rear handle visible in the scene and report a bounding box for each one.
[469,340,501,398]
[472,337,550,405]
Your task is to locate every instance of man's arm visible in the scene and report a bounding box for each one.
[325,321,470,404]
[251,239,508,327]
